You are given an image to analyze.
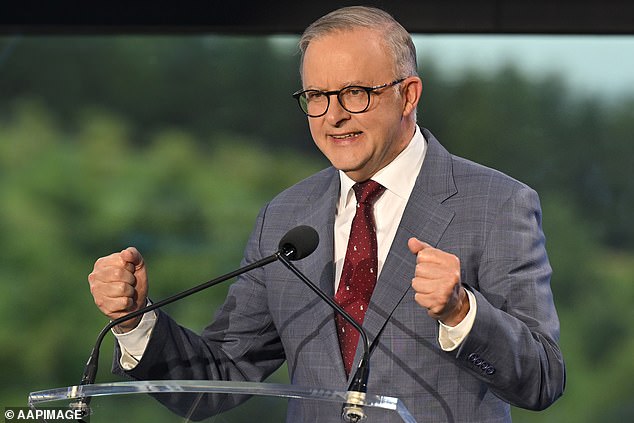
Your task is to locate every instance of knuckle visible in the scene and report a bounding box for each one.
[114,282,131,297]
[94,255,111,268]
[94,297,111,314]
[112,267,128,281]
[115,297,127,310]
[417,250,431,261]
[110,282,123,296]
[411,277,424,291]
[414,264,424,275]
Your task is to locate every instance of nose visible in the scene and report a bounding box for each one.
[324,95,350,127]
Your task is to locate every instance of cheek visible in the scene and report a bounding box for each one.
[307,119,322,140]
[307,121,328,153]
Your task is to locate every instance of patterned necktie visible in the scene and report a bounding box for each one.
[334,180,386,375]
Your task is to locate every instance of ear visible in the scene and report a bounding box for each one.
[402,76,423,118]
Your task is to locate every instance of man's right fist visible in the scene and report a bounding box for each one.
[88,247,149,332]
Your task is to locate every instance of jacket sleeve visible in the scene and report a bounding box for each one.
[452,185,566,410]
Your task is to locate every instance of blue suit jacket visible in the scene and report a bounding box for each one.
[118,129,565,422]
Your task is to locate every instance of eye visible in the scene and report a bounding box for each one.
[343,87,365,97]
[304,90,325,102]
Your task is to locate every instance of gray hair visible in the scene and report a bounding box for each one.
[299,6,418,78]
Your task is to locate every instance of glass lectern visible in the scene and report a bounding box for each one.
[29,380,418,422]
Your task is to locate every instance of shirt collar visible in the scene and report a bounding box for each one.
[338,125,427,210]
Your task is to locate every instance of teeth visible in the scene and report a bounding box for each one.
[332,133,360,139]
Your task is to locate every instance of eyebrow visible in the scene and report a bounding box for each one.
[303,80,370,91]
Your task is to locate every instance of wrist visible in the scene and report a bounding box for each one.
[441,288,470,327]
[113,316,142,333]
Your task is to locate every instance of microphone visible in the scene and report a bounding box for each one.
[278,225,320,261]
[276,250,371,423]
[70,225,319,419]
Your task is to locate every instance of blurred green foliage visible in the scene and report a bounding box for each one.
[0,35,632,422]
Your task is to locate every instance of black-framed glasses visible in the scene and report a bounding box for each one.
[292,78,406,118]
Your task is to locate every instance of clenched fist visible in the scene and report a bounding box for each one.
[407,238,469,327]
[88,247,149,332]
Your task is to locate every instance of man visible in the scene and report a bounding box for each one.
[88,6,565,422]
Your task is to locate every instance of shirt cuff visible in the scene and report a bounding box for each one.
[112,307,157,370]
[438,288,477,351]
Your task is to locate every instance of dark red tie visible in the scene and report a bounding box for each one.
[334,180,386,375]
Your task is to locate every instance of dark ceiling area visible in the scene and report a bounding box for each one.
[1,0,633,35]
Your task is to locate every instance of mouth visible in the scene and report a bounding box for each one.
[329,131,362,141]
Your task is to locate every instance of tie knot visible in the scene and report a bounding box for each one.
[353,180,386,205]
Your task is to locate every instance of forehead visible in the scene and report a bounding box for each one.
[301,28,395,87]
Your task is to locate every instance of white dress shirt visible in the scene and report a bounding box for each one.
[115,125,476,369]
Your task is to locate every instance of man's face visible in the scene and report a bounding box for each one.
[301,28,415,182]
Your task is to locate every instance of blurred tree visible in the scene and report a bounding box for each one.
[0,36,309,150]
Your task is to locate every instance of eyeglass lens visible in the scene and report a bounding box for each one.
[300,86,370,116]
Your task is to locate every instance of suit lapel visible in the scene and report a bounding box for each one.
[356,130,458,372]
[302,169,338,297]
[298,169,351,381]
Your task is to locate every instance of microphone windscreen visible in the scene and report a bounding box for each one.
[278,225,319,260]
